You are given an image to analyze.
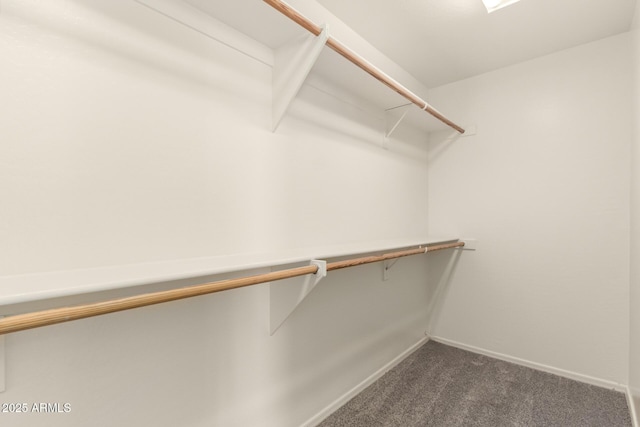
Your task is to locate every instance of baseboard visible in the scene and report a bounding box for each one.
[302,336,429,427]
[430,336,627,392]
[628,386,640,427]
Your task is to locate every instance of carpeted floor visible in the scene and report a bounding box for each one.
[319,340,632,426]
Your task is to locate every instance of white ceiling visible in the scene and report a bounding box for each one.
[315,0,637,88]
[185,0,637,89]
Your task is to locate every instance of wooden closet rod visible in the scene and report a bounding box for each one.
[263,0,465,134]
[0,241,463,336]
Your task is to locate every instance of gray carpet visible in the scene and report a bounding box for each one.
[319,340,632,427]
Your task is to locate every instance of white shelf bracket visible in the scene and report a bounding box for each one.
[272,24,329,131]
[0,316,5,393]
[382,258,400,281]
[383,104,411,149]
[269,259,327,335]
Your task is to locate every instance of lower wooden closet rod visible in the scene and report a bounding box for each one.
[0,241,464,336]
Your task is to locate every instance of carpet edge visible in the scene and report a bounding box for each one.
[430,335,627,392]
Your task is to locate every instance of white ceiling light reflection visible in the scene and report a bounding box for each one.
[482,0,522,13]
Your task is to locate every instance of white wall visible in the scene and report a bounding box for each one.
[426,33,632,386]
[0,0,431,276]
[0,1,438,426]
[630,0,640,420]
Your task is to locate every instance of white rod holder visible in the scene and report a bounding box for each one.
[311,259,327,284]
[460,124,477,137]
[459,239,477,250]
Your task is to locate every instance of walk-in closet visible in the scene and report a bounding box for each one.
[1,0,639,425]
